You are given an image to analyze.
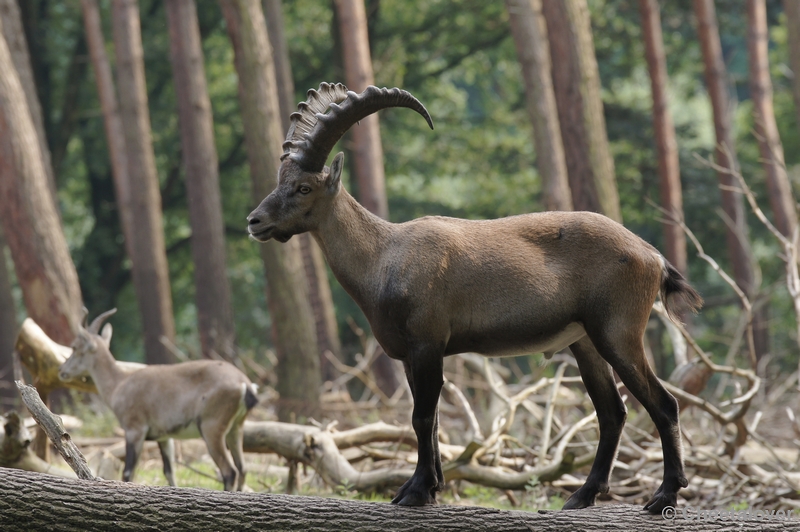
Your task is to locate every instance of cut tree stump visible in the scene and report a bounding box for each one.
[0,468,796,532]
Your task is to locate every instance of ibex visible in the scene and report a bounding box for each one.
[59,309,258,491]
[247,83,702,513]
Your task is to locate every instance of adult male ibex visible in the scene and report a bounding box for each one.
[60,309,258,491]
[247,83,702,513]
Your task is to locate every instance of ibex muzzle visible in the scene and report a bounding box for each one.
[248,83,702,513]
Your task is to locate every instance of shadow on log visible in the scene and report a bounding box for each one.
[1,468,796,532]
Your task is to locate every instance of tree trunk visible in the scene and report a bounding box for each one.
[639,0,688,278]
[506,0,572,212]
[0,470,794,532]
[265,0,343,380]
[111,0,177,365]
[80,0,134,258]
[694,0,768,362]
[333,0,401,396]
[218,0,321,420]
[0,21,82,347]
[334,0,387,219]
[165,0,237,362]
[541,0,621,222]
[746,0,797,239]
[0,226,16,409]
[784,0,800,133]
[0,0,56,199]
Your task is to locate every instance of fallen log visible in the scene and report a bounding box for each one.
[2,468,794,532]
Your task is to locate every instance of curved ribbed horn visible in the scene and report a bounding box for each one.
[80,307,89,329]
[88,308,117,335]
[282,83,434,172]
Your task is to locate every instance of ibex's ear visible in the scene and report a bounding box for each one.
[100,323,113,346]
[326,152,344,192]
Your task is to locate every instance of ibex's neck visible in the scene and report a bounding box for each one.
[90,348,127,402]
[311,190,393,305]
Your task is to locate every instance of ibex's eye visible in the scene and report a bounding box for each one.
[299,185,312,195]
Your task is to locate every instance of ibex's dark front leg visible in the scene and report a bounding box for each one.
[392,354,444,506]
[563,337,627,509]
[123,429,146,483]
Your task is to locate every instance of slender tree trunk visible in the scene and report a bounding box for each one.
[0,0,56,199]
[694,0,768,362]
[165,0,237,362]
[747,0,797,239]
[333,0,401,395]
[0,225,17,409]
[541,0,621,222]
[219,0,321,420]
[506,0,572,212]
[0,18,82,347]
[111,0,177,365]
[785,0,800,133]
[334,0,388,219]
[81,0,133,258]
[265,0,343,380]
[639,0,688,277]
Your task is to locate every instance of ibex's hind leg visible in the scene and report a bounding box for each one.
[392,354,444,506]
[158,438,177,487]
[225,420,247,491]
[201,419,238,491]
[563,336,627,510]
[589,327,688,514]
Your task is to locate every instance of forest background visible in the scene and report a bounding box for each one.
[0,0,798,451]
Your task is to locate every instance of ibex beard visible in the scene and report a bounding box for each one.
[248,82,702,513]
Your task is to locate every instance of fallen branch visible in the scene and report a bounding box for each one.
[15,382,94,480]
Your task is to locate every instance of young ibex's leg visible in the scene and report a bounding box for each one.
[123,429,146,483]
[225,420,247,491]
[158,438,177,487]
[590,327,688,514]
[563,336,627,510]
[392,354,444,506]
[201,419,238,491]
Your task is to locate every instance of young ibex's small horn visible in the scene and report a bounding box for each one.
[281,83,434,172]
[88,308,117,335]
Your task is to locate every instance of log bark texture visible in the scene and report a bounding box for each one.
[0,468,794,532]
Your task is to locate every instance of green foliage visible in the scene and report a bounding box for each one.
[20,0,800,376]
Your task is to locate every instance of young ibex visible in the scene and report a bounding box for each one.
[59,309,258,491]
[247,83,702,513]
